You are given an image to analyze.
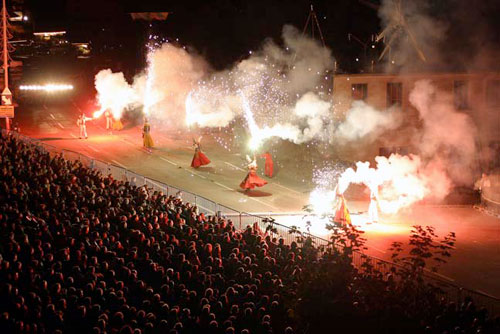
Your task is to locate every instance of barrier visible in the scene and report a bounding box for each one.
[3,129,499,316]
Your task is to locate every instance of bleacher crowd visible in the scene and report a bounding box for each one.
[1,131,499,334]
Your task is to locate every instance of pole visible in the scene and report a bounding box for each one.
[2,0,9,130]
[2,0,7,89]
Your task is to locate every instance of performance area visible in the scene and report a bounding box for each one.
[2,1,500,333]
[16,102,500,300]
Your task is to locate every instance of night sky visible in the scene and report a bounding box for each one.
[24,0,500,73]
[26,0,380,71]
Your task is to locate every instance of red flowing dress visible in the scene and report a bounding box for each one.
[191,146,211,168]
[334,195,352,225]
[260,153,274,177]
[240,166,268,190]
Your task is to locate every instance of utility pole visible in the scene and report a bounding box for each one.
[3,0,8,89]
[1,0,13,131]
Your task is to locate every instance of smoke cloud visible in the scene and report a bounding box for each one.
[328,80,477,214]
[377,0,499,71]
[409,79,477,185]
[334,100,401,143]
[94,70,139,119]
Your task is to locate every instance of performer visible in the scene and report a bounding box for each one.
[191,136,211,168]
[112,117,124,131]
[142,118,154,153]
[77,113,92,139]
[104,110,113,130]
[260,151,274,178]
[475,173,491,207]
[333,185,352,226]
[368,186,379,224]
[240,155,268,191]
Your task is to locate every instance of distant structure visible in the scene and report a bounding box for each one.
[1,0,14,130]
[301,5,326,48]
[374,0,426,62]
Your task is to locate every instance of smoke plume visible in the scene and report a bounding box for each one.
[409,79,477,185]
[377,0,499,71]
[328,80,477,214]
[334,101,401,143]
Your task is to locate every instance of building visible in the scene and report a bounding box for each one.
[333,72,500,169]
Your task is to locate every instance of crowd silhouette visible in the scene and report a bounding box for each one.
[0,131,499,334]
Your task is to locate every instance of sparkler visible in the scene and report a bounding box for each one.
[143,51,157,117]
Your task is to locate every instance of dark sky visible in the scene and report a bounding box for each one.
[26,0,380,71]
[24,0,500,72]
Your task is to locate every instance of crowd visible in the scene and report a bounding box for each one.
[0,131,499,334]
[0,132,301,333]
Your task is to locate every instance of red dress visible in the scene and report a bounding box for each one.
[334,195,352,225]
[260,153,274,177]
[191,147,211,168]
[240,167,268,190]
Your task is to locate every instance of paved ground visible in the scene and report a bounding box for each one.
[12,100,500,299]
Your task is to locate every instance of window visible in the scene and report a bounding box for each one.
[379,146,409,158]
[453,80,469,110]
[486,80,500,108]
[387,82,402,109]
[352,83,367,101]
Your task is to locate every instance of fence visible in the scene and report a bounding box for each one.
[3,129,500,316]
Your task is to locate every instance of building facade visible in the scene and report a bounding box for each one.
[332,72,500,170]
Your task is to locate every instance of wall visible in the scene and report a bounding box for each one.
[332,72,500,165]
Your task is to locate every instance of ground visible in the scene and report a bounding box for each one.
[12,99,500,299]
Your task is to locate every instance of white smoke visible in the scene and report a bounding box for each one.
[335,154,452,214]
[141,44,207,125]
[317,80,477,214]
[378,0,447,69]
[334,100,401,142]
[94,69,139,119]
[187,24,335,141]
[93,25,403,149]
[410,80,477,185]
[94,44,207,124]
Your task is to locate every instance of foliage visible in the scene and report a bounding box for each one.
[390,225,456,275]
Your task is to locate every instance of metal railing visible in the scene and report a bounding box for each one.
[3,129,500,316]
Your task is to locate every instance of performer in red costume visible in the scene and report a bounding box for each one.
[333,185,352,226]
[240,155,268,191]
[260,151,274,178]
[191,136,211,168]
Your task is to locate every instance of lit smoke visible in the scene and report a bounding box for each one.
[409,80,477,185]
[335,154,452,214]
[377,0,447,69]
[140,43,207,125]
[334,100,401,142]
[93,25,394,149]
[93,43,207,124]
[309,80,477,215]
[93,69,139,119]
[186,24,335,147]
[242,92,334,150]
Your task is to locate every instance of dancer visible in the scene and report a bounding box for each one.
[142,118,154,153]
[368,185,379,224]
[77,112,92,139]
[112,117,124,131]
[333,185,351,226]
[191,136,211,168]
[104,110,112,130]
[260,151,274,178]
[240,155,268,191]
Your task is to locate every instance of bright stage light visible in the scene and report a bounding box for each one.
[19,84,74,92]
